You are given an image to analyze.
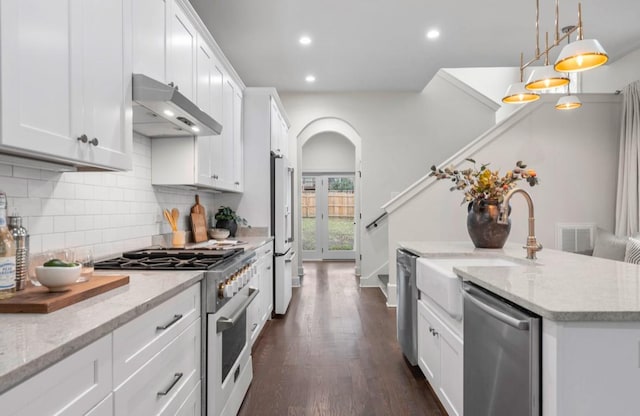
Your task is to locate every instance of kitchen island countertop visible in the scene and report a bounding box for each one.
[399,241,640,321]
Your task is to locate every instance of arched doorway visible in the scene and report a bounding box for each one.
[301,132,356,261]
[295,118,363,277]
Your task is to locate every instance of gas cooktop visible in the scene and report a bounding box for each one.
[94,247,244,271]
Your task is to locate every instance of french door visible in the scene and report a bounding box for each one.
[302,174,356,260]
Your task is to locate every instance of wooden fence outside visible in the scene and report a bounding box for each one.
[301,191,354,218]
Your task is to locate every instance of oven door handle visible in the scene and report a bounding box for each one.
[216,287,259,333]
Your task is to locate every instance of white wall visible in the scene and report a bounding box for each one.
[0,133,219,259]
[387,94,621,305]
[302,132,355,173]
[582,47,640,93]
[281,70,497,283]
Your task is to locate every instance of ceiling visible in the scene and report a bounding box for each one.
[189,0,640,92]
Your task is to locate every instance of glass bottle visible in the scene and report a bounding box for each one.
[0,191,16,299]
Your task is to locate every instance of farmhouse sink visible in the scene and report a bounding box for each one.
[416,257,521,320]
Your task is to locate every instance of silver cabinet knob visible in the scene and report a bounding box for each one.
[77,134,88,143]
[89,138,99,146]
[234,181,240,185]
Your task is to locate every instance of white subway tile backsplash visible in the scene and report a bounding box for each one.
[54,216,75,233]
[2,177,29,197]
[1,134,222,257]
[29,216,54,235]
[65,199,85,215]
[41,199,65,216]
[65,231,85,248]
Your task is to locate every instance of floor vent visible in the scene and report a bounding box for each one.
[555,223,596,253]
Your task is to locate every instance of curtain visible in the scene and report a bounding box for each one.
[615,80,640,236]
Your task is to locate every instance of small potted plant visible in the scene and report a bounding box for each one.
[213,206,248,237]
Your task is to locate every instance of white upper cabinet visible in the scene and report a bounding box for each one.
[0,0,133,171]
[149,0,244,193]
[166,2,197,102]
[269,96,289,158]
[132,0,169,82]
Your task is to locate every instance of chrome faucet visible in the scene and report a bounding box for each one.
[498,188,542,259]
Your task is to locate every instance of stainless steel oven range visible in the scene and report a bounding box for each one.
[202,250,257,416]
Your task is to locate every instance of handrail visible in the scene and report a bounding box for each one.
[366,212,388,230]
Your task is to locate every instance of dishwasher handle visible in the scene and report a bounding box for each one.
[464,287,530,330]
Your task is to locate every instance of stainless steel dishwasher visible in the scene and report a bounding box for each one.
[396,248,418,366]
[463,282,541,416]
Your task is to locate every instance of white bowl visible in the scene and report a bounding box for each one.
[35,265,82,292]
[209,228,230,240]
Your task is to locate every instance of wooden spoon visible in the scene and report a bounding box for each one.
[164,209,176,231]
[171,208,179,230]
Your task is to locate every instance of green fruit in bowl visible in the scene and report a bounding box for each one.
[43,258,79,267]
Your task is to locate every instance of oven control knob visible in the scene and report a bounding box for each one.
[218,283,226,298]
[224,284,233,298]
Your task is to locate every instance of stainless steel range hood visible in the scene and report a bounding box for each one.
[132,73,222,137]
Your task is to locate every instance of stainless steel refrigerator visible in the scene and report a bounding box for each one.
[271,154,295,315]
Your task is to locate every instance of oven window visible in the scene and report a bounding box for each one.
[222,310,247,382]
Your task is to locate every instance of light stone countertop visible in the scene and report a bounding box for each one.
[0,270,204,394]
[0,238,274,394]
[399,241,640,321]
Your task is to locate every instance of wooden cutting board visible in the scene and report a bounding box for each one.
[190,194,206,228]
[0,274,129,314]
[191,212,208,243]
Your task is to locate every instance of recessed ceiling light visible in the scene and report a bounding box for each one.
[305,75,316,83]
[163,109,175,117]
[299,36,312,46]
[426,29,440,40]
[191,126,200,132]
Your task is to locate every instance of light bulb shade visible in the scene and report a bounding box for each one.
[554,39,608,72]
[555,95,582,110]
[502,82,541,104]
[525,65,570,90]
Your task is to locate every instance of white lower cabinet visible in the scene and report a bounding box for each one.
[114,319,201,416]
[175,381,202,416]
[417,297,463,416]
[0,335,113,416]
[248,241,273,346]
[86,394,114,416]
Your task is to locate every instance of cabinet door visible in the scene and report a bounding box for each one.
[233,87,244,192]
[0,0,131,171]
[132,0,169,82]
[0,0,77,159]
[269,98,281,155]
[279,117,288,159]
[85,394,114,416]
[261,254,274,320]
[417,299,441,386]
[78,0,132,171]
[167,2,196,101]
[0,335,112,416]
[439,322,463,416]
[195,38,214,186]
[218,78,236,189]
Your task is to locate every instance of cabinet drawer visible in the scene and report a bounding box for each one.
[175,381,202,416]
[114,319,201,416]
[113,283,201,387]
[0,335,112,416]
[254,241,273,259]
[85,393,113,416]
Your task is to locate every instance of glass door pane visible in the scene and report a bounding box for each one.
[301,176,320,259]
[327,176,355,255]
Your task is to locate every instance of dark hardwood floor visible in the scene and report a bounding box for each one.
[238,261,444,416]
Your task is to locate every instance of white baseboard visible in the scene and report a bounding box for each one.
[386,283,397,308]
[292,275,301,287]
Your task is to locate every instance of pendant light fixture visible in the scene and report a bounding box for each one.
[526,33,569,91]
[554,4,608,72]
[555,94,582,110]
[503,54,540,104]
[502,0,607,107]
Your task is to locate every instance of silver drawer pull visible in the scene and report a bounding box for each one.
[265,250,272,255]
[157,372,183,396]
[217,288,259,333]
[252,323,258,331]
[156,314,183,331]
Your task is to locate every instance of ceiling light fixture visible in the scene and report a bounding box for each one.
[305,75,316,83]
[299,36,312,46]
[426,29,440,40]
[502,54,540,104]
[502,0,608,107]
[555,94,582,110]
